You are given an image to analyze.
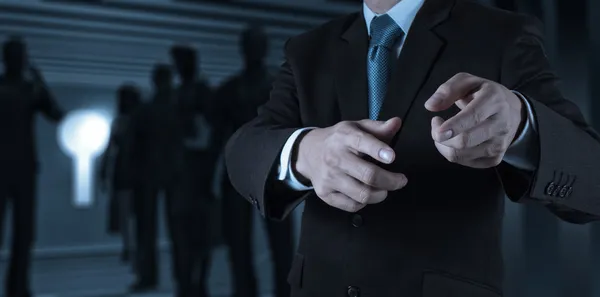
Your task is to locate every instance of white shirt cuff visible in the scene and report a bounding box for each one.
[277,127,316,191]
[502,90,538,171]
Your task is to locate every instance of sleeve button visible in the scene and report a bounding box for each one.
[545,182,556,196]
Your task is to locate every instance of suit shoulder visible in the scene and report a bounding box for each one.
[285,12,360,55]
[452,1,543,39]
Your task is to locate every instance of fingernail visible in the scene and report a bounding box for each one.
[379,148,394,162]
[437,130,453,141]
[425,95,441,107]
[399,176,408,188]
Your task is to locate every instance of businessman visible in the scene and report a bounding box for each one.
[226,0,600,296]
[0,36,64,297]
[126,64,181,292]
[170,45,215,297]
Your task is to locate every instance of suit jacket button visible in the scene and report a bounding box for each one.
[559,186,568,198]
[545,182,556,196]
[566,186,573,197]
[552,185,562,197]
[351,214,363,228]
[347,286,360,297]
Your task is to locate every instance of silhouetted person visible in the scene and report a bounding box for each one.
[0,36,64,297]
[170,45,216,297]
[99,84,142,264]
[125,64,183,293]
[215,26,293,297]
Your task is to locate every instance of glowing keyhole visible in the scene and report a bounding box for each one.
[58,110,111,207]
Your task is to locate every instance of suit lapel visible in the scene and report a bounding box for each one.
[333,0,455,123]
[378,0,454,124]
[334,13,369,121]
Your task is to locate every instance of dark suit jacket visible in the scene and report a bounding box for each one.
[0,75,63,176]
[225,0,600,296]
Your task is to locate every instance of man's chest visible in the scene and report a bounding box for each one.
[293,39,501,169]
[296,37,500,127]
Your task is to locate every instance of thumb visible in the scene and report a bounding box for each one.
[358,117,402,140]
[430,116,449,141]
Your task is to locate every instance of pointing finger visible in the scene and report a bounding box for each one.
[440,118,500,149]
[435,94,499,142]
[425,72,484,112]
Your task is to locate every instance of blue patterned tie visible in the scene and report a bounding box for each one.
[367,14,404,120]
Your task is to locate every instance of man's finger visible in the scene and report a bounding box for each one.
[425,72,484,112]
[357,117,402,142]
[344,130,396,164]
[434,140,502,164]
[434,141,474,164]
[337,152,408,191]
[332,174,388,204]
[323,192,366,213]
[433,93,499,142]
[439,118,500,149]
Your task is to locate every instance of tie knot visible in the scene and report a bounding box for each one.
[369,14,403,49]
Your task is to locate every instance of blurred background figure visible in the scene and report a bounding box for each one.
[170,45,216,297]
[99,84,142,264]
[125,63,181,293]
[0,36,64,297]
[214,25,294,297]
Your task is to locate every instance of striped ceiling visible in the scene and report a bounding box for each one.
[0,0,359,88]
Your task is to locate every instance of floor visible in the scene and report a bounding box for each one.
[0,246,275,297]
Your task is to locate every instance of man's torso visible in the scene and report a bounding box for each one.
[284,1,530,296]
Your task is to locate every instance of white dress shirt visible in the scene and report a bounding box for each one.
[277,0,539,191]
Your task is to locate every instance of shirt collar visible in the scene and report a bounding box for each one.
[363,0,425,36]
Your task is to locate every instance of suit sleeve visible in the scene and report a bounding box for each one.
[225,41,311,220]
[498,17,600,224]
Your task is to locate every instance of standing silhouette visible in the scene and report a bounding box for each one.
[170,45,216,297]
[125,64,183,293]
[99,84,142,264]
[215,26,294,297]
[0,36,65,297]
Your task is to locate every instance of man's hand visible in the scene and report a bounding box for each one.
[294,118,408,213]
[424,72,525,169]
